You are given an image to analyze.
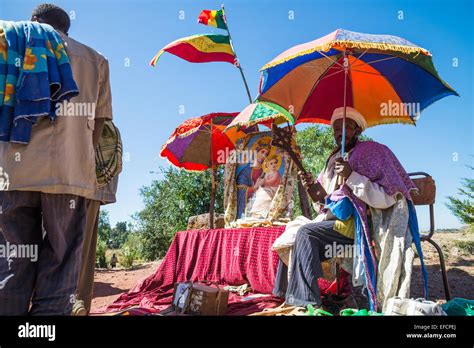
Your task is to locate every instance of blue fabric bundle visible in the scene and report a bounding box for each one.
[0,20,79,144]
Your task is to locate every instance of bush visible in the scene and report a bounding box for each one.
[446,165,474,226]
[121,246,138,268]
[466,224,474,235]
[136,167,224,260]
[120,233,143,268]
[96,239,108,268]
[454,240,474,255]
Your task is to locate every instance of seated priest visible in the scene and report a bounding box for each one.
[271,106,428,312]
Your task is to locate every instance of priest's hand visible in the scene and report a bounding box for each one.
[298,170,314,190]
[334,158,352,178]
[298,170,326,203]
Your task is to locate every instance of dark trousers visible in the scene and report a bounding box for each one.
[0,191,88,315]
[273,220,353,307]
[76,200,100,313]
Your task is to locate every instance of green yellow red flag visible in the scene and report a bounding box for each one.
[149,34,235,66]
[197,9,227,30]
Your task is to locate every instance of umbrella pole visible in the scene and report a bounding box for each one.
[222,4,253,104]
[209,165,216,229]
[341,50,348,157]
[209,119,215,229]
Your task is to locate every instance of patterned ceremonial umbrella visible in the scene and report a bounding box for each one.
[161,112,256,171]
[224,101,294,131]
[258,28,458,154]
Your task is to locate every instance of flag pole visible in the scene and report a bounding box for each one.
[221,4,253,104]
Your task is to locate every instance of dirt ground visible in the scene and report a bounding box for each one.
[411,231,473,301]
[91,231,473,312]
[91,261,161,312]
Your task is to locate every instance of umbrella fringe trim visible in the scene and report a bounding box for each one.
[261,40,431,71]
[176,125,209,138]
[295,117,415,128]
[225,114,294,131]
[161,153,215,172]
[365,117,416,128]
[175,166,214,173]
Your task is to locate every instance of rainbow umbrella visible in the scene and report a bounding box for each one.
[161,112,255,171]
[258,28,458,154]
[225,101,294,131]
[161,112,256,228]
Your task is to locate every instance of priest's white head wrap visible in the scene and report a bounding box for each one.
[330,107,367,131]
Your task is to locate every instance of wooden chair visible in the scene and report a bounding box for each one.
[409,172,451,300]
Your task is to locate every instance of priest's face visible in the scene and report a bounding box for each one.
[333,118,361,148]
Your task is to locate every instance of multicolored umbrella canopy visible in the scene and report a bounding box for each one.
[161,112,256,171]
[258,28,458,127]
[224,101,294,131]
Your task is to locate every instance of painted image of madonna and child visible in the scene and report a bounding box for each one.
[235,134,286,219]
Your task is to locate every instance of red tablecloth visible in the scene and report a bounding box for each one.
[104,226,347,315]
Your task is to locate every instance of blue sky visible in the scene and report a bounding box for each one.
[2,0,473,230]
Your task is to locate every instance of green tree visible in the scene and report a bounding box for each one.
[98,209,112,243]
[96,210,112,267]
[446,165,474,228]
[109,221,129,249]
[297,125,337,175]
[292,126,337,216]
[293,125,372,216]
[136,167,224,260]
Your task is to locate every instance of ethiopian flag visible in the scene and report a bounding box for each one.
[198,9,227,30]
[150,34,235,66]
